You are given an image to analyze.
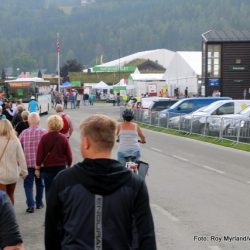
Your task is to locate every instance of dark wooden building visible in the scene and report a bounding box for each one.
[202,30,250,99]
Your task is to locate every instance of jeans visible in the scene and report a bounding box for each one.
[41,166,65,204]
[24,168,44,208]
[117,150,141,167]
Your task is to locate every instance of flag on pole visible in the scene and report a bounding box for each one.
[56,36,60,53]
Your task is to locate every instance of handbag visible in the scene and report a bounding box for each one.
[0,139,10,163]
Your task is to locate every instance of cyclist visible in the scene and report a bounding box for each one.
[117,109,146,166]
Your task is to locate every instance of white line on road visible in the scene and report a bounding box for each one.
[172,155,189,162]
[151,203,180,222]
[209,246,222,250]
[202,165,225,175]
[151,147,163,153]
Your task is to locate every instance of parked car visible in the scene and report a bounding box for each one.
[159,97,231,119]
[213,106,250,141]
[168,106,207,130]
[184,100,250,134]
[148,99,178,112]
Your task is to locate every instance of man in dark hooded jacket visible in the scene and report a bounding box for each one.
[45,114,156,250]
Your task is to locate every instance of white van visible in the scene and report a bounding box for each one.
[193,100,250,117]
[184,100,250,133]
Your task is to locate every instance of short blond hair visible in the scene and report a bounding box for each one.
[47,115,63,132]
[0,119,17,139]
[80,114,117,151]
[21,111,30,121]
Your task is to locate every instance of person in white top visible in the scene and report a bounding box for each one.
[0,119,27,204]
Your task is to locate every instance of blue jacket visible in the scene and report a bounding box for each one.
[45,158,156,250]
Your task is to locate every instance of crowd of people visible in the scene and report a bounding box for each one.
[0,94,156,249]
[51,90,96,109]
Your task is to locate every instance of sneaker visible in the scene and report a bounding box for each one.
[36,204,44,209]
[26,207,34,213]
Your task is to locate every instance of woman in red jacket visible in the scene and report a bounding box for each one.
[35,115,72,203]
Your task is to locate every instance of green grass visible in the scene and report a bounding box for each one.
[138,123,250,152]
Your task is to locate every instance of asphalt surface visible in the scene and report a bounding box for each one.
[14,103,250,250]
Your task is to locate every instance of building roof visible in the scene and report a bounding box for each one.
[98,49,175,69]
[202,30,250,42]
[130,73,165,81]
[177,51,202,75]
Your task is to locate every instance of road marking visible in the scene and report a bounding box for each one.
[151,203,179,222]
[202,165,225,175]
[209,246,222,250]
[172,155,189,162]
[151,147,162,153]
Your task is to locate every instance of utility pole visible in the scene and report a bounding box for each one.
[57,33,61,92]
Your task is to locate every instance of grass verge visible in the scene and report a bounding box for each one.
[138,123,250,152]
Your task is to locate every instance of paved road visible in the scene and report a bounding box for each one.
[14,104,250,250]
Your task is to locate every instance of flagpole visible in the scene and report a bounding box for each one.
[57,33,60,93]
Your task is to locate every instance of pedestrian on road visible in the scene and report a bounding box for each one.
[12,105,24,128]
[0,191,24,250]
[55,104,74,139]
[89,93,95,105]
[15,111,30,136]
[45,114,156,250]
[19,113,47,213]
[35,115,72,204]
[83,93,89,105]
[117,109,146,166]
[3,102,14,122]
[0,119,27,204]
[69,92,76,109]
[76,92,82,108]
[63,93,68,109]
[28,96,39,113]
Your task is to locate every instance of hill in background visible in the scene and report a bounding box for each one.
[0,0,250,73]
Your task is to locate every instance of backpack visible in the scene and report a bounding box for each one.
[60,114,70,134]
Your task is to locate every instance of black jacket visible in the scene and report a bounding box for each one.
[45,158,156,250]
[0,191,23,249]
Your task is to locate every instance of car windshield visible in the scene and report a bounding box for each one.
[239,106,250,115]
[167,99,185,109]
[200,101,226,112]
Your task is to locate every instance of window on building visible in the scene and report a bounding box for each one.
[207,45,221,78]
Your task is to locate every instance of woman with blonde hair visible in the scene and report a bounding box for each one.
[36,115,72,203]
[0,119,27,204]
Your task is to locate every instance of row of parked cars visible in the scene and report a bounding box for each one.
[132,96,250,141]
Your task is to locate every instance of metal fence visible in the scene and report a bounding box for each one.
[120,108,250,144]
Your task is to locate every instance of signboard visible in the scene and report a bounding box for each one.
[148,84,157,93]
[9,82,31,87]
[208,78,220,87]
[92,66,136,72]
[233,80,244,83]
[229,65,249,71]
[71,81,81,87]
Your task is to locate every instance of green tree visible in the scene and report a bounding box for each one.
[12,53,38,72]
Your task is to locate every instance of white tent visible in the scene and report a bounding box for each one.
[92,81,111,89]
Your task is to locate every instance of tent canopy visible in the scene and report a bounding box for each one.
[92,81,111,89]
[61,81,71,88]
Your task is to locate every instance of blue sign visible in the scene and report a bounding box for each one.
[208,78,220,87]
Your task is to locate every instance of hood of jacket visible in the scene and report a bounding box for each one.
[74,158,132,195]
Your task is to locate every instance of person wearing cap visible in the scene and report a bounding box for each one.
[28,96,39,113]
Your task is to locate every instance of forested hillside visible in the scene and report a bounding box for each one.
[0,0,250,73]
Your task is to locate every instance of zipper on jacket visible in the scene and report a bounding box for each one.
[95,195,103,250]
